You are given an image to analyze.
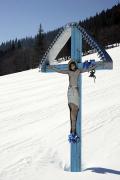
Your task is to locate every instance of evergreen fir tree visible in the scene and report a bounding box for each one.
[17,40,22,49]
[34,24,46,67]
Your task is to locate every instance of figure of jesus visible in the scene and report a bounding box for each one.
[48,60,95,142]
[48,60,82,138]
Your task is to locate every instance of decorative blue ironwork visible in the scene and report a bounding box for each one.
[39,22,113,71]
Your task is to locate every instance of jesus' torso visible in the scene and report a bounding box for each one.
[68,69,80,87]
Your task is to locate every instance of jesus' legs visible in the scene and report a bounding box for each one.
[69,103,79,134]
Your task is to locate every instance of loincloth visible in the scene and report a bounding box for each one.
[67,86,80,108]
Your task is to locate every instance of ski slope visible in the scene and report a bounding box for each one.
[0,46,120,180]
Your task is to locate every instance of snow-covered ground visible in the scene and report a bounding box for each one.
[0,46,120,180]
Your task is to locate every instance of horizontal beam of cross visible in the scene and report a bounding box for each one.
[41,60,113,73]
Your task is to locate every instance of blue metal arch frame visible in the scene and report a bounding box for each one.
[39,22,113,71]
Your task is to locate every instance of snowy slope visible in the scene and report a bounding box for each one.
[0,46,120,180]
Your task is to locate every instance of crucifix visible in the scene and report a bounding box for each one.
[39,23,113,172]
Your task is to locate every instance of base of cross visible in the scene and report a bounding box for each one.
[68,133,80,143]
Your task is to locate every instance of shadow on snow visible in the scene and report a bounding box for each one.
[85,167,120,175]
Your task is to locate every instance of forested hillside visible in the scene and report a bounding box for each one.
[0,3,120,76]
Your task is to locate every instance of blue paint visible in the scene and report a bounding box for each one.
[71,27,81,63]
[83,60,96,69]
[71,26,82,172]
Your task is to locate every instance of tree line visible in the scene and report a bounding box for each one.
[0,3,120,76]
[80,3,120,52]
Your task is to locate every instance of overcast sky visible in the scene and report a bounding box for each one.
[0,0,118,44]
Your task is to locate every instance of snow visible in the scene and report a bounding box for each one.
[0,46,120,180]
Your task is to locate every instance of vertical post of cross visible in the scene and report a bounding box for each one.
[70,26,82,172]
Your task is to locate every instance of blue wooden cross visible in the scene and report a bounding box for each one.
[70,26,82,172]
[39,23,113,172]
